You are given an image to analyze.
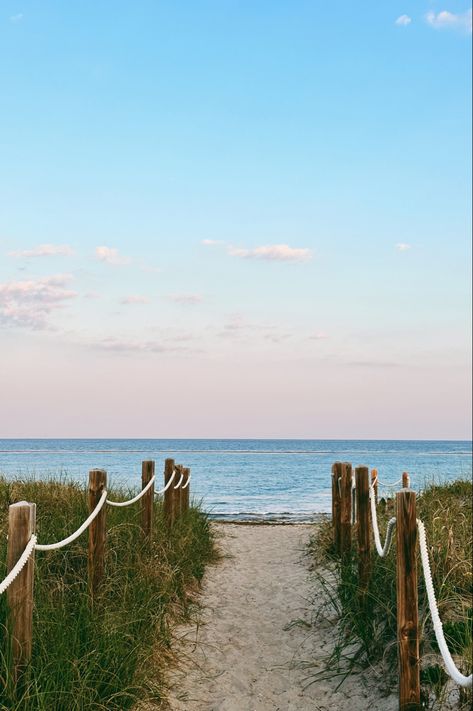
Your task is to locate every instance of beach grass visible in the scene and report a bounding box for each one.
[308,479,472,709]
[0,477,216,710]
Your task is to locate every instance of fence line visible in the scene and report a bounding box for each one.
[331,461,472,711]
[0,458,192,687]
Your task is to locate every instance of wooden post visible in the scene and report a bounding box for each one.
[371,468,378,505]
[141,460,155,540]
[402,471,410,488]
[7,501,36,683]
[340,462,352,556]
[164,458,175,526]
[396,489,420,710]
[174,464,184,519]
[181,467,190,514]
[355,466,370,594]
[331,462,342,554]
[88,468,107,596]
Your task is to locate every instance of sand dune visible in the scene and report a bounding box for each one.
[162,523,398,711]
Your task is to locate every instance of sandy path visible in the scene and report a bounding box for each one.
[164,524,398,711]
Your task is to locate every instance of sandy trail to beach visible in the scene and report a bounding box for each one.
[164,523,397,711]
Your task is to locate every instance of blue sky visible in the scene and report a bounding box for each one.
[0,1,471,438]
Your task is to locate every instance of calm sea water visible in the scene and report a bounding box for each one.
[0,439,471,522]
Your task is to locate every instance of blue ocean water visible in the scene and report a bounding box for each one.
[0,439,471,521]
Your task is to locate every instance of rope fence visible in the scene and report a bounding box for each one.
[0,457,191,684]
[331,461,472,711]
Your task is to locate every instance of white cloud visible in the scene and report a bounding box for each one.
[0,274,77,329]
[93,338,187,354]
[95,246,130,266]
[425,9,472,32]
[228,243,312,262]
[121,295,150,305]
[10,13,23,23]
[168,293,203,304]
[8,243,75,258]
[201,239,223,246]
[395,14,412,26]
[396,243,412,252]
[310,331,329,340]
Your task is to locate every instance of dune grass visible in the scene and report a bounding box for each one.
[0,476,216,710]
[308,479,472,709]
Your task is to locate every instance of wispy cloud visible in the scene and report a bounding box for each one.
[121,295,150,305]
[8,243,75,258]
[93,337,187,354]
[396,243,412,252]
[167,293,203,305]
[218,313,291,343]
[0,274,77,329]
[228,243,312,262]
[95,246,130,266]
[395,14,412,26]
[202,239,312,262]
[425,9,472,33]
[10,13,23,23]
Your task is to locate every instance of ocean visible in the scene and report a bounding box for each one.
[0,439,471,522]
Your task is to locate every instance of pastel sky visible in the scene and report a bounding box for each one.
[0,1,471,439]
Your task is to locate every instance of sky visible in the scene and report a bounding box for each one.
[0,1,471,439]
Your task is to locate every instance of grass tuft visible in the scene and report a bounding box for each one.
[308,479,472,709]
[0,476,216,710]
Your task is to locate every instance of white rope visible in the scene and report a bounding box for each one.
[351,475,356,525]
[376,477,403,488]
[153,469,177,496]
[174,471,184,489]
[107,475,156,508]
[0,534,37,595]
[369,484,396,557]
[182,473,191,489]
[417,519,472,688]
[35,490,108,551]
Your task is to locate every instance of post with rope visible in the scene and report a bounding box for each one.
[164,458,175,526]
[340,462,352,556]
[88,469,107,596]
[371,468,378,505]
[6,501,36,683]
[402,471,410,488]
[141,460,155,540]
[331,462,342,554]
[182,467,190,515]
[396,488,420,710]
[174,464,184,519]
[355,466,370,594]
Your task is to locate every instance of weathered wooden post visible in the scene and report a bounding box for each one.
[181,467,190,514]
[88,468,107,596]
[174,464,184,519]
[164,458,175,526]
[371,468,378,505]
[331,462,342,554]
[355,466,370,594]
[141,460,155,540]
[340,462,352,556]
[396,489,420,710]
[402,471,410,488]
[7,501,36,683]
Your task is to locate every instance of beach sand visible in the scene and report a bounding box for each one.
[160,523,398,711]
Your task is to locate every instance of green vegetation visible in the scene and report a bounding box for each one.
[309,479,472,709]
[0,477,216,710]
